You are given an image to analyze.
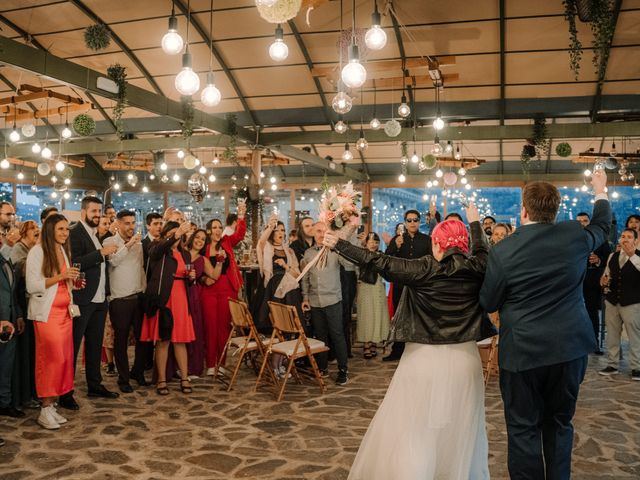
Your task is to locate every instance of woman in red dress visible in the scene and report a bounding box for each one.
[141,221,196,395]
[26,214,80,430]
[201,203,246,376]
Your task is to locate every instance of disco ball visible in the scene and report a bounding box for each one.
[384,119,401,138]
[187,173,208,203]
[37,162,51,176]
[21,123,36,138]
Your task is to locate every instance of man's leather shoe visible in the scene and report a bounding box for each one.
[0,406,26,418]
[87,385,120,399]
[118,383,133,393]
[382,354,401,362]
[58,396,80,411]
[130,371,150,387]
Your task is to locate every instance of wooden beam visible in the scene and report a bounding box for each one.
[18,84,85,104]
[1,102,91,122]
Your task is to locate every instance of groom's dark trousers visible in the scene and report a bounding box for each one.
[500,356,587,479]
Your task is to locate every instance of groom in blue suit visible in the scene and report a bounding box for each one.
[480,170,611,479]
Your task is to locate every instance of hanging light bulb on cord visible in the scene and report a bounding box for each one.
[370,117,381,130]
[269,24,288,61]
[365,1,387,50]
[201,72,221,107]
[356,129,368,151]
[61,124,72,139]
[342,143,353,161]
[334,118,348,134]
[332,89,353,114]
[411,151,420,163]
[454,145,462,160]
[342,44,367,88]
[9,108,20,142]
[398,92,411,118]
[161,3,184,55]
[175,48,200,95]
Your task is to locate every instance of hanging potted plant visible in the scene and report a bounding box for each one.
[181,96,195,139]
[556,142,573,157]
[107,63,127,140]
[223,113,239,163]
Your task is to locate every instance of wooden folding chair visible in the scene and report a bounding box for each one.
[214,298,275,391]
[254,301,329,401]
[478,312,500,385]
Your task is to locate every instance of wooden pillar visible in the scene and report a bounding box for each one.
[250,149,262,247]
[289,188,296,231]
[11,181,16,209]
[163,191,168,212]
[362,182,372,232]
[224,189,230,217]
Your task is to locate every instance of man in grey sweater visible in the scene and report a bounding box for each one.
[301,222,349,385]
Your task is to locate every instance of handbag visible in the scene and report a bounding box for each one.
[275,271,299,298]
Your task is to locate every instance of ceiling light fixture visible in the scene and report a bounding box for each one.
[342,142,353,161]
[162,1,184,55]
[432,86,445,130]
[55,160,65,172]
[454,145,462,160]
[9,104,20,142]
[334,117,348,134]
[356,128,368,151]
[398,91,411,118]
[365,0,387,50]
[175,0,200,95]
[332,88,353,114]
[370,81,381,129]
[269,24,289,61]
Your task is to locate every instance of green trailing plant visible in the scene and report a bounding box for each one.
[520,116,549,173]
[320,173,331,193]
[555,142,573,157]
[84,24,111,51]
[107,64,127,140]
[72,114,96,136]
[422,154,437,170]
[223,114,238,163]
[181,96,195,138]
[563,0,616,81]
[400,141,409,160]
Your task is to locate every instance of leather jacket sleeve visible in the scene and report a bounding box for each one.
[467,221,489,271]
[335,239,437,286]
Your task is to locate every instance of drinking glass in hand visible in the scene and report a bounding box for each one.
[74,272,86,290]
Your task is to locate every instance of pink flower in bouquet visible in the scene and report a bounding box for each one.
[325,211,336,223]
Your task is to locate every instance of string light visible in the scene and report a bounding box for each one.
[364,1,387,50]
[161,2,184,55]
[342,143,353,161]
[269,24,288,61]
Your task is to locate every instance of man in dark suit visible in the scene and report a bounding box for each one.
[576,211,611,354]
[142,212,163,272]
[383,209,432,361]
[59,196,119,410]
[480,171,610,479]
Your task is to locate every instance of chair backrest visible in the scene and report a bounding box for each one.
[228,298,251,329]
[268,301,302,335]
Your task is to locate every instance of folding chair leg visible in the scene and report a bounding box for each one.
[306,351,326,394]
[215,331,234,384]
[254,350,272,393]
[227,346,247,392]
[276,359,294,402]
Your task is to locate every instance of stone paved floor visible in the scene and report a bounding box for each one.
[1,349,639,480]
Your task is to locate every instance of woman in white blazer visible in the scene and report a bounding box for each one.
[26,214,80,430]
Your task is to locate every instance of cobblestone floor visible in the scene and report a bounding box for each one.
[1,349,639,479]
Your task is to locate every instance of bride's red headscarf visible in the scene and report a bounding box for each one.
[431,219,469,254]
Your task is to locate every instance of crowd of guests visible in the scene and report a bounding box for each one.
[0,194,638,445]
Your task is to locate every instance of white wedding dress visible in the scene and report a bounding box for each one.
[349,341,490,480]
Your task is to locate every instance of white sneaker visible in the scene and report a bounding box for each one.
[206,367,216,376]
[187,375,199,381]
[51,406,68,425]
[37,406,60,430]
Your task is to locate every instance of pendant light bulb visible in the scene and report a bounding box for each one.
[200,72,222,107]
[334,120,348,134]
[356,132,368,151]
[435,169,444,178]
[332,90,353,114]
[365,8,387,50]
[433,116,445,130]
[161,13,184,55]
[0,158,9,169]
[411,151,420,163]
[17,171,24,180]
[175,51,200,96]
[370,117,381,130]
[398,95,411,118]
[341,45,367,89]
[398,173,406,183]
[9,128,20,143]
[177,149,185,159]
[31,143,42,154]
[610,142,617,156]
[208,174,216,182]
[61,125,72,139]
[269,25,289,62]
[41,145,52,159]
[55,160,65,172]
[458,167,466,176]
[172,173,180,182]
[445,141,453,153]
[454,146,462,161]
[342,143,353,161]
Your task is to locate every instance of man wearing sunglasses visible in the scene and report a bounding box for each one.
[384,209,432,361]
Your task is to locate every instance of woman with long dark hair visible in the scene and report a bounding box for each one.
[324,205,493,480]
[140,221,196,395]
[26,214,80,430]
[201,203,246,376]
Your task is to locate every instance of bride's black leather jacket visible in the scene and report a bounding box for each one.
[334,221,496,344]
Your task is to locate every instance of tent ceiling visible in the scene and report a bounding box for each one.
[1,0,640,185]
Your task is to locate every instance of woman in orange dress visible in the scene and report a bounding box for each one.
[26,214,81,430]
[140,221,196,395]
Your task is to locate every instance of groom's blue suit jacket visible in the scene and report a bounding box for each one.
[480,199,611,372]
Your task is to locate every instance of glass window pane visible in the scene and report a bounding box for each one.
[15,184,63,222]
[168,191,226,226]
[0,182,12,205]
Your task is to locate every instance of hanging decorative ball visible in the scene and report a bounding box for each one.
[187,173,209,203]
[84,23,111,51]
[605,157,618,170]
[555,142,572,157]
[128,173,139,187]
[37,162,51,176]
[61,166,74,179]
[21,123,36,138]
[256,0,302,23]
[160,174,170,184]
[72,114,96,136]
[183,154,197,170]
[384,119,401,138]
[422,154,437,170]
[443,171,458,186]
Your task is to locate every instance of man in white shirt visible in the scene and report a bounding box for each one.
[599,228,640,380]
[60,196,119,411]
[103,210,149,393]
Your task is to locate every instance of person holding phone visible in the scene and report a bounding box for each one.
[383,210,432,362]
[26,214,81,429]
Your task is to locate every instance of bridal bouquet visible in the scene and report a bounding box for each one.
[296,181,361,281]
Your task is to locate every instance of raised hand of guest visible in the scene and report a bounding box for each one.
[465,202,480,224]
[175,221,191,239]
[323,230,339,249]
[126,232,142,249]
[591,169,607,195]
[395,234,404,248]
[100,244,119,256]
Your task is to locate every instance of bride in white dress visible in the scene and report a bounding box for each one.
[324,204,493,480]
